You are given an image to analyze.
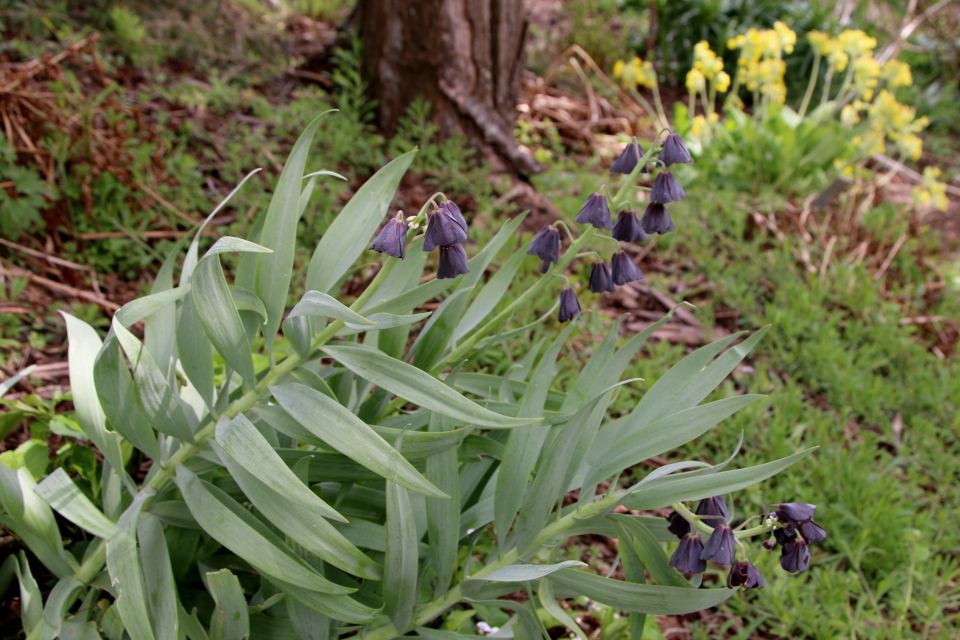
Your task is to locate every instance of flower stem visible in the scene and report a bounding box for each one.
[798,52,822,120]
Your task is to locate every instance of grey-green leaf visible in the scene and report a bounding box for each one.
[206,569,250,640]
[34,468,118,540]
[137,514,179,640]
[322,344,539,428]
[270,383,447,498]
[384,475,418,633]
[288,290,375,326]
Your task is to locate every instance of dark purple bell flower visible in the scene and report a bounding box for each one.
[780,538,811,573]
[670,533,707,574]
[700,524,736,565]
[640,202,675,235]
[558,288,581,322]
[773,503,817,526]
[695,496,728,524]
[610,252,643,285]
[659,133,693,167]
[727,560,765,589]
[588,260,616,294]
[612,210,648,242]
[650,170,686,203]
[423,201,468,251]
[799,519,827,545]
[528,226,560,273]
[609,138,649,174]
[774,527,797,546]
[575,193,613,229]
[437,243,469,279]
[666,511,691,540]
[369,218,407,259]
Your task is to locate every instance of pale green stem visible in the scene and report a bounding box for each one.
[798,52,822,120]
[650,82,670,130]
[819,67,834,110]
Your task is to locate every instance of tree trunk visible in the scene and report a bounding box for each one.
[357,0,542,176]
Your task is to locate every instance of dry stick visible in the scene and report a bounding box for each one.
[0,262,120,311]
[77,215,236,241]
[568,57,598,126]
[134,181,198,227]
[874,234,908,282]
[0,238,104,294]
[819,235,838,277]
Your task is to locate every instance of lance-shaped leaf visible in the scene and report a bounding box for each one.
[426,411,459,595]
[411,287,473,371]
[176,292,215,411]
[114,287,192,329]
[217,446,382,580]
[206,569,249,640]
[112,318,195,445]
[256,112,330,353]
[138,514,179,640]
[384,457,418,632]
[94,339,161,460]
[229,286,268,323]
[106,489,158,640]
[609,515,690,588]
[62,313,127,476]
[473,561,586,584]
[0,465,77,578]
[270,384,447,498]
[11,551,42,635]
[145,236,186,379]
[454,249,526,341]
[288,290,375,326]
[620,448,817,510]
[193,251,256,389]
[215,415,345,521]
[495,324,573,540]
[539,577,588,640]
[580,395,763,509]
[175,464,354,595]
[342,311,432,334]
[264,576,380,625]
[306,149,417,296]
[322,344,538,428]
[38,576,85,640]
[547,569,736,615]
[34,468,118,540]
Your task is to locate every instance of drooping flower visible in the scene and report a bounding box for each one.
[700,524,736,565]
[695,496,728,524]
[640,202,675,235]
[558,288,582,322]
[780,538,811,573]
[666,511,691,539]
[588,260,616,294]
[650,170,686,203]
[774,527,798,546]
[612,210,648,243]
[659,133,692,167]
[610,252,643,286]
[575,193,613,229]
[437,243,469,279]
[773,503,816,526]
[527,226,560,273]
[727,560,765,589]
[799,520,827,545]
[423,201,468,251]
[610,138,649,174]
[670,533,707,574]
[369,218,407,259]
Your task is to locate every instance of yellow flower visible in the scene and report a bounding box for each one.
[841,104,860,128]
[914,169,947,210]
[613,57,657,90]
[686,68,706,93]
[853,56,881,100]
[897,133,923,161]
[774,21,796,54]
[881,59,913,88]
[838,29,877,59]
[694,41,724,79]
[808,30,832,56]
[828,46,849,72]
[690,115,706,137]
[715,70,731,93]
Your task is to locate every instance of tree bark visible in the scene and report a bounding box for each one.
[357,0,542,176]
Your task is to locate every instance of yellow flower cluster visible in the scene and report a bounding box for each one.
[853,56,881,100]
[865,89,929,160]
[690,112,719,137]
[613,57,657,90]
[727,23,795,106]
[686,42,730,95]
[913,167,948,211]
[881,60,912,88]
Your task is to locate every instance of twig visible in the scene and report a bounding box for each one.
[819,235,838,276]
[0,261,120,311]
[134,181,198,226]
[874,234,908,282]
[0,237,103,294]
[568,57,598,126]
[77,215,236,240]
[871,153,960,196]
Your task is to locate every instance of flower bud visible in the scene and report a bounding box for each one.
[558,288,581,322]
[610,138,650,174]
[612,210,648,242]
[610,252,643,285]
[659,133,693,166]
[588,260,616,293]
[437,243,469,279]
[670,533,707,574]
[651,170,686,203]
[640,202,675,235]
[369,218,407,259]
[424,201,468,251]
[575,193,613,229]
